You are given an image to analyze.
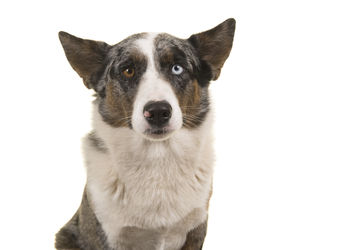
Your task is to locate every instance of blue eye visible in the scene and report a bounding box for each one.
[171,64,183,75]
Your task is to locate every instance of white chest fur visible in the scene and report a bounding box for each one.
[83,104,214,249]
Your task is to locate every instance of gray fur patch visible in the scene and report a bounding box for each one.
[181,220,208,250]
[87,131,108,153]
[94,33,147,94]
[117,227,163,250]
[155,33,200,72]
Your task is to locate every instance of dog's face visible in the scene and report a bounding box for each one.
[59,19,235,141]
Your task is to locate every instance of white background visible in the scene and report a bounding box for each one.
[0,0,349,249]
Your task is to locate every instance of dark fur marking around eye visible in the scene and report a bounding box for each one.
[109,51,147,92]
[154,34,211,129]
[154,34,198,90]
[97,34,148,128]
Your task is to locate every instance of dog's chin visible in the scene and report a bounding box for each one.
[142,127,175,141]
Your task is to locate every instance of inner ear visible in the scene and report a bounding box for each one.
[188,18,236,80]
[58,31,111,89]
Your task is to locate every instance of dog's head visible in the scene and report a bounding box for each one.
[59,19,235,141]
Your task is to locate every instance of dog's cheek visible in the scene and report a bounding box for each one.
[176,80,210,128]
[98,83,134,128]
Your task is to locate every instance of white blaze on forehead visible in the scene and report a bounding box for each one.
[131,33,183,136]
[135,33,158,73]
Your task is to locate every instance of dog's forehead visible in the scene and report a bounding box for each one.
[109,32,196,63]
[154,33,193,53]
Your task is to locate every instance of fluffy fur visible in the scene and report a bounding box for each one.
[85,104,214,249]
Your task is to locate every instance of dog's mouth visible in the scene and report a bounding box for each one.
[143,127,173,140]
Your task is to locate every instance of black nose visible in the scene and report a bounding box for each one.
[143,101,172,127]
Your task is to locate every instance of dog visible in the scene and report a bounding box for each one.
[55,18,235,250]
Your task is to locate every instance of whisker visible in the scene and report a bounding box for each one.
[183,119,199,128]
[114,116,132,126]
[181,106,204,111]
[183,114,205,121]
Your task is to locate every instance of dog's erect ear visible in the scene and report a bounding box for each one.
[188,18,236,81]
[58,31,111,89]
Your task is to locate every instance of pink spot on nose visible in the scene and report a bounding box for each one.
[144,111,151,118]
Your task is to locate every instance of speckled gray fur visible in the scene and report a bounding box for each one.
[55,189,110,250]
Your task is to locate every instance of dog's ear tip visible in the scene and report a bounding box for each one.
[226,18,236,25]
[223,18,236,32]
[58,31,76,44]
[58,31,68,42]
[58,31,67,38]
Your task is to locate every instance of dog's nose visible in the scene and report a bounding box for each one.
[143,101,172,127]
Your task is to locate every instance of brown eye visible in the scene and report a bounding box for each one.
[122,67,135,78]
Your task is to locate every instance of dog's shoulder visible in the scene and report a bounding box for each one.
[55,189,110,250]
[55,210,80,250]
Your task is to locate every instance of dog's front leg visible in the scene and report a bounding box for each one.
[181,220,207,250]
